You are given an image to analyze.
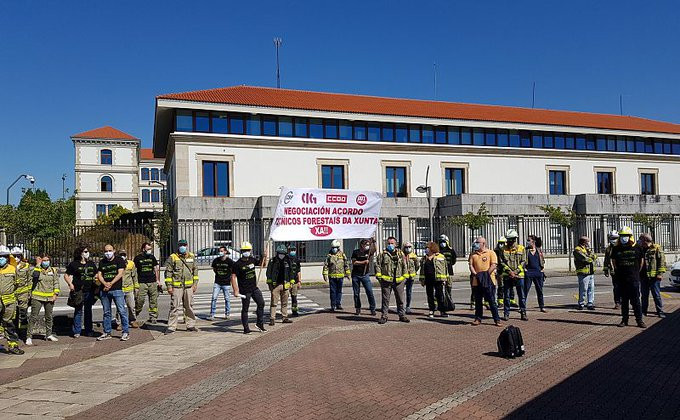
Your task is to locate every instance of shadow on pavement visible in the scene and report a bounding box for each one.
[482,351,505,359]
[508,309,680,419]
[536,318,617,327]
[419,317,468,326]
[336,315,379,323]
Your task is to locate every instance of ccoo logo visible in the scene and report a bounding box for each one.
[302,192,317,204]
[310,225,333,237]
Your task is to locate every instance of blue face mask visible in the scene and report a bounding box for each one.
[0,257,7,266]
[179,246,187,254]
[386,244,395,252]
[289,251,296,257]
[472,242,481,251]
[620,236,630,244]
[41,261,51,269]
[331,247,339,254]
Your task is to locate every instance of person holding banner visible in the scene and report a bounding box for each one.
[322,240,351,311]
[231,241,266,334]
[351,239,377,316]
[376,237,409,324]
[266,245,294,325]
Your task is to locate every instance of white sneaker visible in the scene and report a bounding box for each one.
[206,315,215,321]
[121,333,130,341]
[97,333,112,341]
[428,311,435,319]
[46,335,59,342]
[25,338,33,346]
[73,334,81,338]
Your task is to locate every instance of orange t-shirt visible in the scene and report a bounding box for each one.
[468,249,498,286]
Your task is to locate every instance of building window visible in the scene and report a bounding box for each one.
[175,110,193,131]
[596,171,613,194]
[367,122,380,141]
[100,149,112,165]
[641,173,656,195]
[381,124,394,142]
[229,114,245,134]
[202,161,230,197]
[96,204,107,217]
[354,122,367,140]
[141,168,149,180]
[278,117,293,137]
[548,170,567,195]
[321,165,345,189]
[195,111,210,132]
[395,125,408,143]
[212,112,228,133]
[422,126,434,144]
[262,116,277,136]
[151,168,160,181]
[142,189,150,202]
[324,120,339,139]
[100,176,112,192]
[309,118,323,138]
[151,189,160,202]
[445,168,466,195]
[386,166,407,198]
[246,115,261,135]
[160,170,167,181]
[339,121,352,140]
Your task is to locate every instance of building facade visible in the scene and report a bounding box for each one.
[151,86,680,258]
[72,127,166,224]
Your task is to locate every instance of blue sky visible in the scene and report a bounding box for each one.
[1,0,679,203]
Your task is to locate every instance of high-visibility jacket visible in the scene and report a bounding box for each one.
[31,267,61,301]
[164,252,198,289]
[440,245,457,276]
[573,245,596,275]
[404,252,420,280]
[0,264,17,305]
[290,257,301,284]
[644,244,667,278]
[376,249,407,283]
[122,260,138,293]
[603,244,615,276]
[322,252,350,281]
[494,245,505,278]
[266,256,294,289]
[418,253,448,283]
[14,262,32,297]
[500,244,526,279]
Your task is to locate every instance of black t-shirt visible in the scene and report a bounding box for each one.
[233,257,259,294]
[98,256,126,291]
[66,260,98,292]
[133,253,159,283]
[212,256,234,285]
[423,258,436,283]
[611,243,644,283]
[351,249,370,276]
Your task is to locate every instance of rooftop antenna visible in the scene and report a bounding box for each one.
[433,62,438,100]
[531,81,536,108]
[619,94,623,116]
[273,37,282,88]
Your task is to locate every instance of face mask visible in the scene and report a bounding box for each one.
[609,239,618,245]
[526,241,533,248]
[178,246,187,254]
[82,251,90,259]
[472,242,481,251]
[41,260,51,268]
[363,245,370,251]
[386,244,395,252]
[104,251,114,259]
[404,247,412,254]
[219,252,226,257]
[0,257,7,266]
[440,242,447,248]
[121,255,127,260]
[620,236,630,244]
[584,243,591,249]
[145,249,152,255]
[242,251,251,258]
[277,253,285,259]
[289,251,296,257]
[425,249,431,255]
[331,247,339,254]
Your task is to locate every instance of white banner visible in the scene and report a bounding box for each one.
[269,188,382,241]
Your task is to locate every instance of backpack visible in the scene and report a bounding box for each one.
[497,325,525,358]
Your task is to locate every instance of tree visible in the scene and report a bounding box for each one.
[446,203,492,249]
[0,189,75,239]
[540,205,578,271]
[95,205,131,225]
[632,213,671,239]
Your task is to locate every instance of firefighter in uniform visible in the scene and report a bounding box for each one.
[376,236,409,324]
[134,243,161,325]
[611,226,645,328]
[603,230,621,309]
[500,229,527,321]
[494,236,506,305]
[438,234,458,307]
[0,246,24,354]
[322,239,350,311]
[164,239,199,334]
[116,250,139,329]
[639,233,667,318]
[11,247,31,341]
[573,236,597,310]
[403,242,420,314]
[266,245,294,325]
[288,245,302,317]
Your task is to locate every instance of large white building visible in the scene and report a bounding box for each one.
[72,126,166,224]
[150,86,680,259]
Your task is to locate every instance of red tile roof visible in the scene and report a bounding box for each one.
[140,148,161,160]
[158,86,680,135]
[72,126,138,140]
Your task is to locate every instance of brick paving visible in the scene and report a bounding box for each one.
[1,292,678,419]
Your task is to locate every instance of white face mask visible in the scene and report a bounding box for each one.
[363,245,370,251]
[620,236,630,244]
[82,251,90,259]
[121,255,127,260]
[242,251,251,258]
[219,252,226,257]
[104,251,114,259]
[145,249,152,255]
[277,253,285,259]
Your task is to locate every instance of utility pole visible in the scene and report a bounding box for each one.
[273,37,282,88]
[62,174,67,200]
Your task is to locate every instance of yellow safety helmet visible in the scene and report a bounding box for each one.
[618,226,633,236]
[240,241,253,251]
[497,236,507,244]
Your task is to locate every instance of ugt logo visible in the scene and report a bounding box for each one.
[302,192,317,204]
[356,194,367,206]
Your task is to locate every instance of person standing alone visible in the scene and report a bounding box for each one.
[350,239,377,316]
[208,246,233,321]
[611,227,645,328]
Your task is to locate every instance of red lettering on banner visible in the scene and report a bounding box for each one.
[326,194,347,204]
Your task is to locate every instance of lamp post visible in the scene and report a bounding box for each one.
[7,174,35,205]
[417,165,433,241]
[273,37,282,88]
[150,180,167,210]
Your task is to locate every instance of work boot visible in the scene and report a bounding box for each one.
[378,317,388,325]
[399,316,410,323]
[614,303,620,310]
[520,312,528,321]
[243,328,252,334]
[7,345,25,355]
[336,305,343,311]
[577,305,585,310]
[282,318,293,324]
[658,312,667,319]
[587,305,595,311]
[540,307,547,313]
[637,320,647,329]
[370,309,377,316]
[439,312,448,318]
[269,319,275,326]
[164,329,174,335]
[187,327,199,332]
[405,307,412,315]
[355,308,361,315]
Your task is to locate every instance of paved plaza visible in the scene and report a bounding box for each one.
[1,276,679,419]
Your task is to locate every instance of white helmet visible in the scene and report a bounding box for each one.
[439,234,449,243]
[0,245,10,256]
[608,230,619,240]
[10,247,23,256]
[331,239,342,248]
[505,229,519,239]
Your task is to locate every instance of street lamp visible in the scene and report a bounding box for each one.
[417,165,433,242]
[150,180,167,210]
[7,174,35,205]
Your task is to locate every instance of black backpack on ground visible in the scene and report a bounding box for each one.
[497,325,525,358]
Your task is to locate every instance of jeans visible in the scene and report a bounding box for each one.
[405,278,414,308]
[425,281,445,312]
[73,290,96,335]
[210,283,231,317]
[329,278,344,308]
[474,285,500,322]
[503,277,526,316]
[352,274,376,310]
[640,275,663,314]
[101,289,129,334]
[577,274,595,307]
[241,288,265,330]
[524,272,545,309]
